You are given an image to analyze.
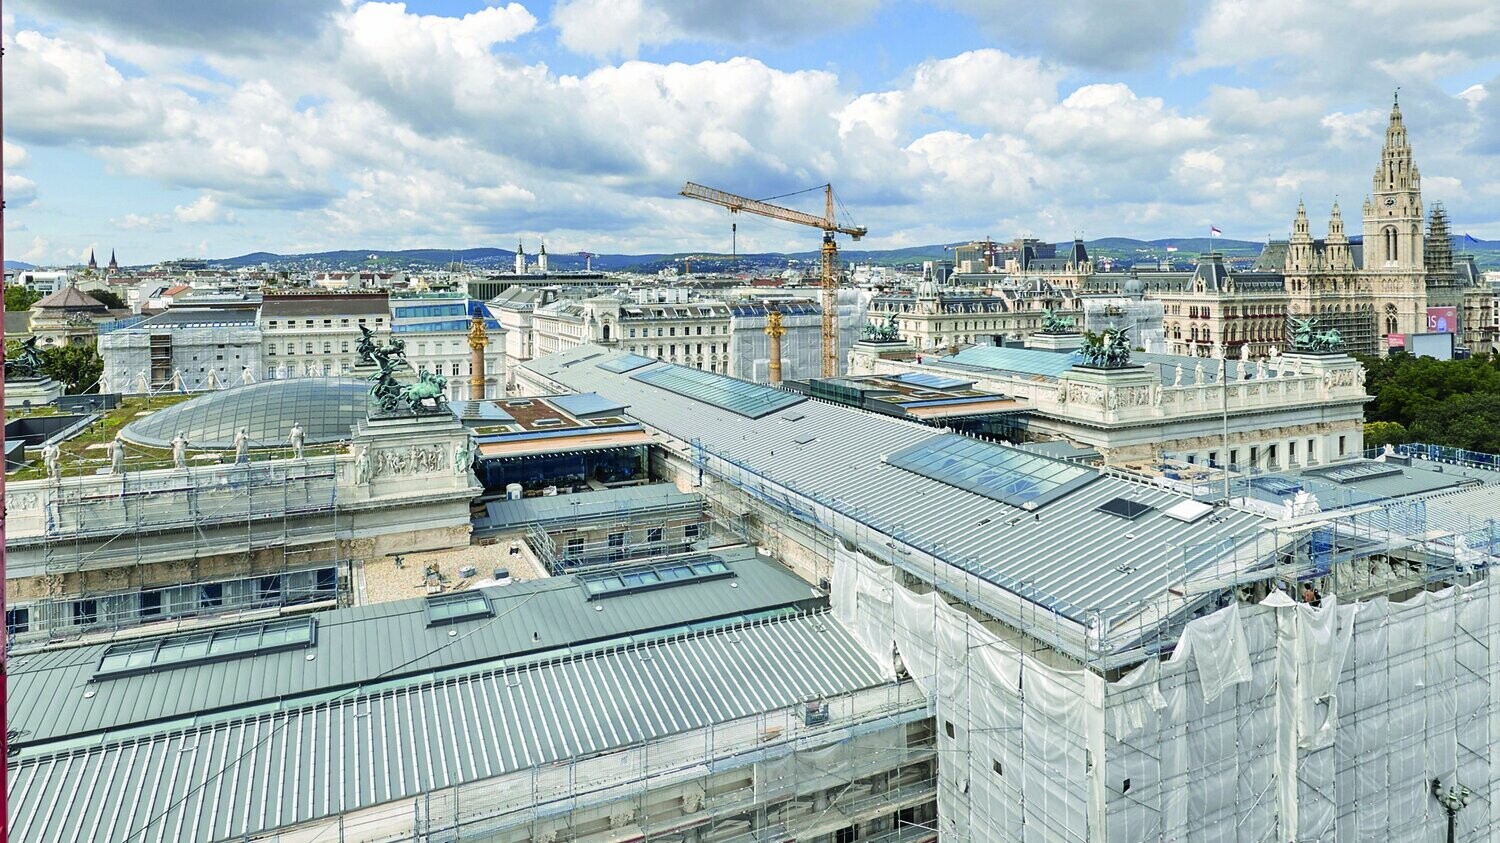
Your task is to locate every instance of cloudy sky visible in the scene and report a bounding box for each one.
[4,0,1499,265]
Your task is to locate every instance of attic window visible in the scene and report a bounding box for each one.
[533,418,564,427]
[1096,497,1154,520]
[506,400,533,408]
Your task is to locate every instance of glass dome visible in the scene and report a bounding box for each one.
[121,378,371,449]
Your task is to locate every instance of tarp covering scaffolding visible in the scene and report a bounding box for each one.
[832,543,1500,840]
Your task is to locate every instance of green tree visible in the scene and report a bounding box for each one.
[1363,421,1408,449]
[40,344,104,394]
[87,288,127,309]
[5,284,41,312]
[1410,393,1500,454]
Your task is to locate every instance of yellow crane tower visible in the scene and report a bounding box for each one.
[680,182,867,378]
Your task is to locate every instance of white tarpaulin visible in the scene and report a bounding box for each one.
[832,544,1498,840]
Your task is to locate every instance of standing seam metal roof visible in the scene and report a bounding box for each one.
[7,612,886,843]
[7,548,815,750]
[525,346,1272,624]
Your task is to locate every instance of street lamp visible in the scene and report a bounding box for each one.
[1432,777,1472,843]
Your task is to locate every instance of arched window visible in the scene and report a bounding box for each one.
[1384,227,1398,263]
[602,323,611,342]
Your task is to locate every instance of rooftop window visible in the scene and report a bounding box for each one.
[579,558,734,600]
[886,433,1099,511]
[95,617,316,678]
[632,363,804,419]
[594,351,654,370]
[425,591,492,626]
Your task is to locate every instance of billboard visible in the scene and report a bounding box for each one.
[1426,306,1458,333]
[1410,331,1455,360]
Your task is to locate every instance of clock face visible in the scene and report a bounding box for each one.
[1385,197,1397,207]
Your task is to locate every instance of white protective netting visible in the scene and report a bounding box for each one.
[831,545,1500,841]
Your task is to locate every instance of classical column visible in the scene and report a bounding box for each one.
[765,307,785,386]
[467,313,488,401]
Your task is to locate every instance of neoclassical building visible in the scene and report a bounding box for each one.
[1154,95,1492,358]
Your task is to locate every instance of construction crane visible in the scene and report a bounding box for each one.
[675,254,711,275]
[681,182,867,377]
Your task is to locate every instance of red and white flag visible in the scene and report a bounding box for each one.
[1210,225,1222,236]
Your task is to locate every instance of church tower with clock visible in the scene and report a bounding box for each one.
[1363,94,1424,271]
[1362,93,1429,345]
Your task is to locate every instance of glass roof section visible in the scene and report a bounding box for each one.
[632,363,805,419]
[425,592,493,626]
[598,353,655,373]
[940,345,1080,378]
[886,433,1100,510]
[96,617,316,678]
[888,371,975,390]
[121,377,370,449]
[579,557,734,600]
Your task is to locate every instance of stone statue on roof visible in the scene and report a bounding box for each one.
[1079,328,1132,368]
[171,431,189,470]
[4,336,45,380]
[1041,308,1076,334]
[356,324,379,364]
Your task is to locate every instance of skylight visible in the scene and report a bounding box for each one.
[95,617,316,678]
[632,363,805,419]
[1096,497,1154,520]
[598,353,655,374]
[578,557,734,600]
[886,433,1099,510]
[425,592,493,626]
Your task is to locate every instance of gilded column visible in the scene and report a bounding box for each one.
[467,313,488,401]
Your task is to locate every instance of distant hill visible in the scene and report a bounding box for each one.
[197,236,1500,273]
[4,260,36,271]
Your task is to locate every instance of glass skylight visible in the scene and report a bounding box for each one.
[886,433,1100,510]
[425,592,493,626]
[598,353,655,373]
[578,557,733,600]
[632,363,804,419]
[95,617,316,678]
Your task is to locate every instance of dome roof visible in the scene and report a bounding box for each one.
[1122,276,1146,296]
[121,378,370,450]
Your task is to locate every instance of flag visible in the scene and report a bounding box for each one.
[1465,232,1479,244]
[1210,225,1223,236]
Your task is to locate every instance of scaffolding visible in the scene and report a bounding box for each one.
[687,426,1500,840]
[511,489,713,575]
[6,451,349,647]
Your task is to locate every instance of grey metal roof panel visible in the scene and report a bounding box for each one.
[7,612,889,843]
[526,346,1272,623]
[7,548,815,750]
[479,483,704,531]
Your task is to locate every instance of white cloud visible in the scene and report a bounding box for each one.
[553,0,881,59]
[9,0,1500,257]
[3,139,37,207]
[19,236,51,263]
[174,194,237,224]
[112,213,168,231]
[1321,110,1384,149]
[2,29,185,146]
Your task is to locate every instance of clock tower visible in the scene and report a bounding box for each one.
[1362,93,1424,271]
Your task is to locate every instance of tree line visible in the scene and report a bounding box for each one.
[1358,352,1500,455]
